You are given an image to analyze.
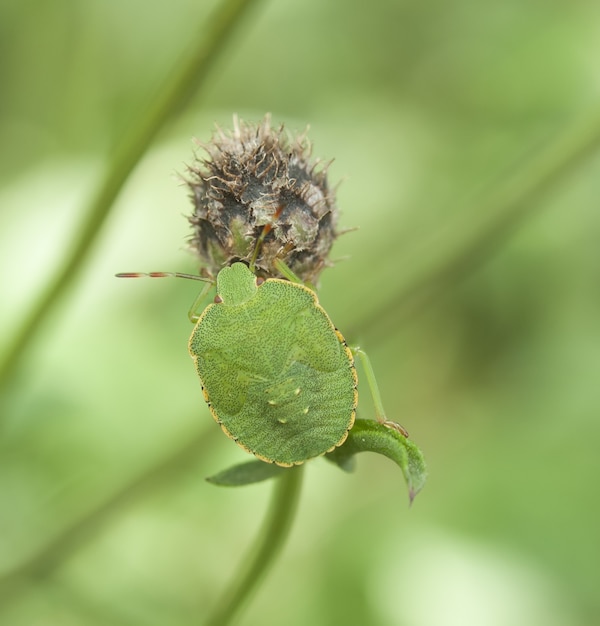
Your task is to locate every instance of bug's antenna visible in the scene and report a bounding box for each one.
[115,272,212,283]
[116,271,214,323]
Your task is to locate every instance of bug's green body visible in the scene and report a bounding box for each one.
[188,263,357,466]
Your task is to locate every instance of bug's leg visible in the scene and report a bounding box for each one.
[249,224,271,272]
[188,281,214,323]
[352,347,409,438]
[273,258,304,284]
[249,204,286,272]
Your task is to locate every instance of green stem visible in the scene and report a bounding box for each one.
[205,465,304,626]
[0,0,261,392]
[0,427,217,609]
[347,109,600,340]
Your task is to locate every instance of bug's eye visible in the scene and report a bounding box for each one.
[256,277,265,286]
[214,294,223,303]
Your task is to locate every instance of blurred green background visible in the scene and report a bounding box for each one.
[1,0,599,624]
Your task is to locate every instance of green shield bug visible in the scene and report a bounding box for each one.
[189,262,358,466]
[118,263,408,467]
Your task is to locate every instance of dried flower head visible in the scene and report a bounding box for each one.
[185,115,339,284]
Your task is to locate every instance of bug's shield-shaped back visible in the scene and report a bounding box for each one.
[189,265,356,466]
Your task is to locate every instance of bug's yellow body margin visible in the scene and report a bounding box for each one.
[189,270,358,467]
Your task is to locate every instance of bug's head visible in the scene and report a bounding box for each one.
[216,263,258,306]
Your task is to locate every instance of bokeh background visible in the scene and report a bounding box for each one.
[1,0,599,624]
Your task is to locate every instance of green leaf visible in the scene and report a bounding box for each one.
[206,460,289,486]
[327,419,427,503]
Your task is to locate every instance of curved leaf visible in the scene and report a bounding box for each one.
[327,419,427,503]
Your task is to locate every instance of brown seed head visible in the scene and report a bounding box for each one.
[185,114,339,284]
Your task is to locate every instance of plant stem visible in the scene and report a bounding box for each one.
[204,465,304,626]
[347,109,600,341]
[0,427,217,609]
[0,0,261,395]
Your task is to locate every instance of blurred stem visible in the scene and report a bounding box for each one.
[204,466,304,626]
[0,0,261,392]
[0,427,216,609]
[348,109,600,340]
